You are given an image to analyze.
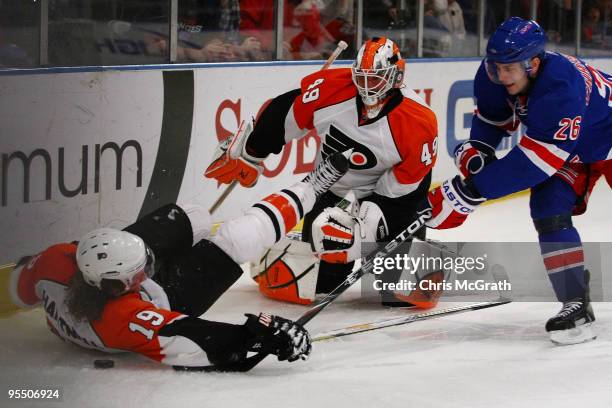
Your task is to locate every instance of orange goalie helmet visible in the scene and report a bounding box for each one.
[351,37,406,118]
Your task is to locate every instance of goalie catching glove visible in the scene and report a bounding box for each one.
[244,313,312,362]
[204,119,264,187]
[310,193,388,264]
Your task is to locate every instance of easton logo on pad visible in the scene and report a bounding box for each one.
[322,125,377,170]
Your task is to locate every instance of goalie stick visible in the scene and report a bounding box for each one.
[207,41,349,214]
[311,263,513,341]
[173,209,433,373]
[312,298,512,342]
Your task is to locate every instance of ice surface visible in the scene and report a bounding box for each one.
[1,183,611,408]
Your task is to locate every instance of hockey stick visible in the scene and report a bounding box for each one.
[207,40,349,215]
[312,298,512,342]
[311,263,513,341]
[209,181,238,214]
[320,40,349,70]
[173,209,433,373]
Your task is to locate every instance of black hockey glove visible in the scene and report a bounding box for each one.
[244,313,312,362]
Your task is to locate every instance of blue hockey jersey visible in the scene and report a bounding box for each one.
[469,52,612,199]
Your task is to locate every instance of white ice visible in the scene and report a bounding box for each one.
[1,182,611,408]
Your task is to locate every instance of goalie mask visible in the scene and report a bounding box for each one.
[76,228,155,294]
[352,37,405,119]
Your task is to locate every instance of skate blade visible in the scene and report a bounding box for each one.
[549,322,597,345]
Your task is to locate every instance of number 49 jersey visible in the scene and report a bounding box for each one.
[470,52,612,199]
[284,68,439,199]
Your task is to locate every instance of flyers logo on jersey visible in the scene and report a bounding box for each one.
[322,125,377,170]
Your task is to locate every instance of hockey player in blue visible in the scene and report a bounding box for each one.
[425,17,612,345]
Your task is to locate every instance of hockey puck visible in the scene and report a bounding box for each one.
[94,359,115,369]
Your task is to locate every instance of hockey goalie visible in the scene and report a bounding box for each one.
[206,36,443,309]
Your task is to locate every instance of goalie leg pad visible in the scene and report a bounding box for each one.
[380,233,451,310]
[250,237,319,304]
[391,269,446,310]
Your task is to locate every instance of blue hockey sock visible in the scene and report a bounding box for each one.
[539,228,587,302]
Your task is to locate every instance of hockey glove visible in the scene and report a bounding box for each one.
[204,119,264,187]
[310,196,388,264]
[454,140,497,178]
[426,176,485,229]
[244,313,312,362]
[310,206,362,264]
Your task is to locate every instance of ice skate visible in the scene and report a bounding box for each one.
[302,150,351,197]
[546,297,596,345]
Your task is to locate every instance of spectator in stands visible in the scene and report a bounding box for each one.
[424,0,451,32]
[289,0,336,60]
[319,0,356,54]
[146,0,263,62]
[363,0,402,30]
[459,0,496,36]
[583,5,605,46]
[421,0,453,57]
[436,0,466,40]
[597,0,612,40]
[240,0,297,59]
[320,0,353,23]
[434,0,467,56]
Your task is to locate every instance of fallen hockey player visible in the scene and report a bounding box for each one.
[7,151,349,368]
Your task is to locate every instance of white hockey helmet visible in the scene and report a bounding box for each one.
[351,37,406,118]
[76,228,154,292]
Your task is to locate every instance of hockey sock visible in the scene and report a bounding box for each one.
[251,182,314,242]
[539,227,587,302]
[212,182,315,264]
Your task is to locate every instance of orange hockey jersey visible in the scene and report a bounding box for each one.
[10,244,214,367]
[268,68,439,199]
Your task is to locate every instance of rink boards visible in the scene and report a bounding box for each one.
[1,58,611,264]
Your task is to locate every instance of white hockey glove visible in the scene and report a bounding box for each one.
[204,119,264,187]
[311,196,388,264]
